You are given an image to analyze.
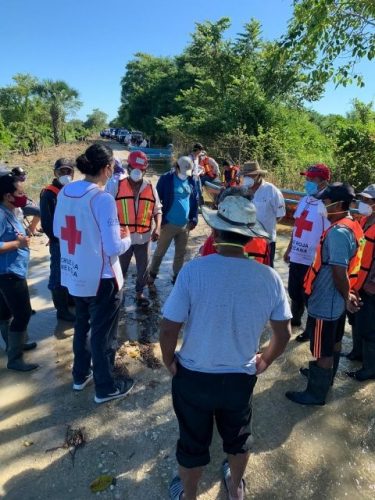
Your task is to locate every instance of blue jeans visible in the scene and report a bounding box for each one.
[72,278,122,396]
[48,241,61,291]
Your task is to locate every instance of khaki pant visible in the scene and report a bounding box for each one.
[149,223,189,278]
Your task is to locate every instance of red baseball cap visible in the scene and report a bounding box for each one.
[300,164,331,181]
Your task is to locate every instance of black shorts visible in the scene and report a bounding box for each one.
[308,313,346,358]
[172,364,257,468]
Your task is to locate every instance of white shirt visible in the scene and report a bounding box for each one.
[289,195,330,265]
[105,177,162,245]
[252,181,286,242]
[163,254,292,375]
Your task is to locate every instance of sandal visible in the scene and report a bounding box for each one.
[169,476,184,500]
[222,460,245,500]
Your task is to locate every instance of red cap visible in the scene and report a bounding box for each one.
[300,163,331,181]
[127,150,148,170]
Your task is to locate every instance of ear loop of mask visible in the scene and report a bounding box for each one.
[213,242,249,258]
[324,202,349,216]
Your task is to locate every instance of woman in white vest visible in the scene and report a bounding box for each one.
[53,143,133,404]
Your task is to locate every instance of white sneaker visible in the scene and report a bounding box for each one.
[73,371,94,391]
[94,378,134,404]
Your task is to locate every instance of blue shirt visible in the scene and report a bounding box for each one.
[0,205,29,278]
[307,224,357,321]
[166,175,192,226]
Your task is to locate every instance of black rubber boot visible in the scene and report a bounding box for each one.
[23,331,37,351]
[7,331,39,371]
[0,319,9,350]
[52,287,76,322]
[300,351,340,386]
[286,361,332,405]
[345,324,363,361]
[291,301,304,327]
[295,330,309,342]
[346,340,375,381]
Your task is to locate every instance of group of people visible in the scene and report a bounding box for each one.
[0,142,374,499]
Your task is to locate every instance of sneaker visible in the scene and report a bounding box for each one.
[94,378,134,404]
[73,371,94,391]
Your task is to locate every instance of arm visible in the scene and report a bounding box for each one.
[0,236,30,254]
[95,193,131,257]
[188,179,199,227]
[283,233,293,263]
[256,319,291,374]
[39,191,56,240]
[151,185,162,241]
[159,318,183,375]
[332,265,350,301]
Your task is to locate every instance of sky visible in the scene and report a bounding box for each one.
[1,0,374,122]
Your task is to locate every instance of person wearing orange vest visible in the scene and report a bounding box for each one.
[40,158,76,322]
[199,151,220,186]
[286,183,364,406]
[346,185,375,381]
[106,150,162,308]
[222,160,240,188]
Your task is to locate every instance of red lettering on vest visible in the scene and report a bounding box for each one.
[61,216,82,255]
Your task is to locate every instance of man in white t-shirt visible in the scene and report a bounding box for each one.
[240,161,285,267]
[283,164,331,341]
[160,195,291,500]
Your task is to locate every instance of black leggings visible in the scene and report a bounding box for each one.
[0,274,32,332]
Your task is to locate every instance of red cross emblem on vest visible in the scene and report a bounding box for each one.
[61,215,82,255]
[294,209,313,238]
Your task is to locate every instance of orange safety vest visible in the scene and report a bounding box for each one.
[200,233,270,265]
[115,179,155,233]
[352,216,375,291]
[42,184,61,196]
[199,157,217,179]
[222,165,240,187]
[304,217,365,296]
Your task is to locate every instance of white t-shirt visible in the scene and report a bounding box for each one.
[289,195,330,266]
[162,254,292,375]
[253,181,286,242]
[105,177,162,245]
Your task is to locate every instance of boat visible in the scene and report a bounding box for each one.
[128,146,173,161]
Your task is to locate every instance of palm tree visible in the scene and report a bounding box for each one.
[34,80,81,145]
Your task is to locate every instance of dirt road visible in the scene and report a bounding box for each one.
[1,142,374,499]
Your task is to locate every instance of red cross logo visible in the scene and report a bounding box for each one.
[294,210,313,238]
[61,216,82,255]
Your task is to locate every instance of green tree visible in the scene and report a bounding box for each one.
[84,108,108,131]
[283,0,375,88]
[34,80,81,145]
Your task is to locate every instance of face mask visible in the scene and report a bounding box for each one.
[304,180,318,196]
[357,201,373,216]
[177,173,188,181]
[129,168,143,182]
[242,177,255,188]
[10,194,28,208]
[59,175,72,185]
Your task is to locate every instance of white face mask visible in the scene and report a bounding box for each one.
[242,176,255,188]
[59,175,72,185]
[357,201,373,216]
[177,173,188,181]
[129,168,143,182]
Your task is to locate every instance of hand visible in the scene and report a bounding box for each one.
[151,227,160,242]
[17,234,30,249]
[346,291,362,313]
[120,226,130,239]
[283,251,290,264]
[255,353,270,375]
[188,221,196,231]
[166,359,177,376]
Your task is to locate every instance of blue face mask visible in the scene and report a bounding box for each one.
[304,180,318,196]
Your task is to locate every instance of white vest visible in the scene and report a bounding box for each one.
[54,185,123,297]
[289,196,330,266]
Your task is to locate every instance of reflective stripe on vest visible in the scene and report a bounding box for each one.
[353,216,375,291]
[304,217,365,296]
[115,179,155,233]
[43,184,61,196]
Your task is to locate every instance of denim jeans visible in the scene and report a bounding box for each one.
[48,240,61,291]
[119,241,150,293]
[72,278,122,396]
[0,274,32,332]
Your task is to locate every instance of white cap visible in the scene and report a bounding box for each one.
[177,156,193,176]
